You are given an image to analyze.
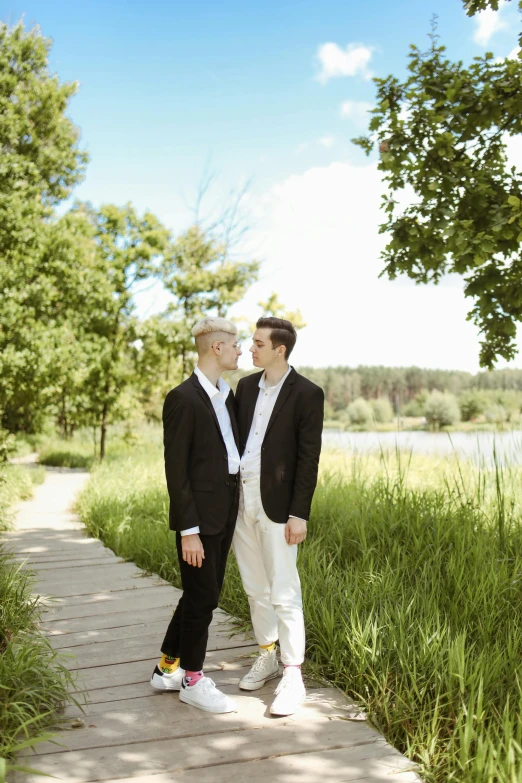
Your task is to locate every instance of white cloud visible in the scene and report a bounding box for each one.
[316,42,373,83]
[295,142,309,154]
[232,160,522,372]
[473,1,507,45]
[317,136,335,148]
[339,100,374,125]
[507,46,521,59]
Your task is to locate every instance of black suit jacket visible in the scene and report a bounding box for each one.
[163,373,240,535]
[236,368,324,523]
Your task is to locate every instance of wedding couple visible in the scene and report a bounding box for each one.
[149,316,324,716]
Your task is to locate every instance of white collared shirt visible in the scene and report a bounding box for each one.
[181,366,240,536]
[239,365,292,479]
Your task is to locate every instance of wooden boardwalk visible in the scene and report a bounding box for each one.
[5,469,421,783]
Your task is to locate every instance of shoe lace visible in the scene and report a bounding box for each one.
[198,677,223,700]
[275,670,300,696]
[251,653,273,673]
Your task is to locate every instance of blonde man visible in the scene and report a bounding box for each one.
[150,317,242,714]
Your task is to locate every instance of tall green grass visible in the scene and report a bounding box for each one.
[77,441,522,783]
[0,463,75,781]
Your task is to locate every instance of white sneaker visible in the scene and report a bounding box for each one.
[150,664,185,691]
[180,676,237,714]
[270,667,306,716]
[239,648,280,691]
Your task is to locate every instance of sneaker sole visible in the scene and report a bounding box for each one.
[239,669,280,691]
[150,673,182,691]
[179,690,236,713]
[270,692,306,716]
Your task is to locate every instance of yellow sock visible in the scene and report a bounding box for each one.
[260,642,276,653]
[159,654,180,674]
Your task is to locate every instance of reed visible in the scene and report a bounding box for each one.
[76,439,522,782]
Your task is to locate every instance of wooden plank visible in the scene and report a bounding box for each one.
[36,690,369,755]
[72,646,259,691]
[20,557,123,571]
[33,577,168,599]
[44,605,176,634]
[41,586,180,619]
[47,612,249,649]
[64,684,356,718]
[45,607,240,640]
[10,546,114,563]
[35,561,146,582]
[19,736,407,783]
[64,665,255,709]
[60,633,254,671]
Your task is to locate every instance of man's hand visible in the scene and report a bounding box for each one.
[285,517,307,545]
[182,534,205,567]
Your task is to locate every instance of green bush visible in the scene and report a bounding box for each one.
[370,397,394,423]
[424,390,461,428]
[459,390,487,421]
[347,397,373,425]
[38,449,93,469]
[402,390,429,417]
[485,404,508,424]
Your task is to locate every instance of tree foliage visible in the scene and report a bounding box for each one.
[354,13,522,368]
[0,22,88,432]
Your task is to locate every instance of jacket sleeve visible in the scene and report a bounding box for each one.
[163,390,201,530]
[289,386,324,521]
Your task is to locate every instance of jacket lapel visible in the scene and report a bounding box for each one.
[264,369,296,439]
[226,393,240,450]
[190,374,225,447]
[244,377,261,442]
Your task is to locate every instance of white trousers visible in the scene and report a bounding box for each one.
[232,476,305,665]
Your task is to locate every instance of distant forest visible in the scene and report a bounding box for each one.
[297,366,522,413]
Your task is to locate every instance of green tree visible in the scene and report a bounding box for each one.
[0,22,88,432]
[257,292,307,330]
[161,225,259,377]
[347,397,373,426]
[354,14,522,368]
[371,397,394,423]
[75,202,171,458]
[424,391,461,429]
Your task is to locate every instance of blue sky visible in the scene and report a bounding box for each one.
[3,0,521,371]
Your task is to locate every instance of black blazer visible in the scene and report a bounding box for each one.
[163,373,240,535]
[236,368,324,523]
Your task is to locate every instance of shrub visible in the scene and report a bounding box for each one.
[402,390,429,417]
[38,450,93,469]
[424,391,461,428]
[485,404,508,424]
[370,397,394,424]
[459,391,486,421]
[347,397,373,425]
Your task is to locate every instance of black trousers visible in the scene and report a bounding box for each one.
[160,482,239,671]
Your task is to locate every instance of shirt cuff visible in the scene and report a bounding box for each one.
[289,516,307,523]
[180,526,200,536]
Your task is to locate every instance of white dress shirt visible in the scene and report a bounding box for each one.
[239,366,305,523]
[240,366,292,479]
[181,367,240,536]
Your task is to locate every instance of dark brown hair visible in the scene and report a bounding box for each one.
[256,317,297,359]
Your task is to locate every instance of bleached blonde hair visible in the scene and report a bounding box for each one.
[192,317,237,355]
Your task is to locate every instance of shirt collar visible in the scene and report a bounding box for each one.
[195,366,230,401]
[259,365,292,391]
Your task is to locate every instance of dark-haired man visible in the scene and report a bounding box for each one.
[233,317,324,716]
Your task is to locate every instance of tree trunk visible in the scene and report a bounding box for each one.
[100,401,108,461]
[59,389,67,438]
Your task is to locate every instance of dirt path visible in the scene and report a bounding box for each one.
[5,469,420,783]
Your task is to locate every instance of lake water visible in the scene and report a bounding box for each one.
[322,429,522,465]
